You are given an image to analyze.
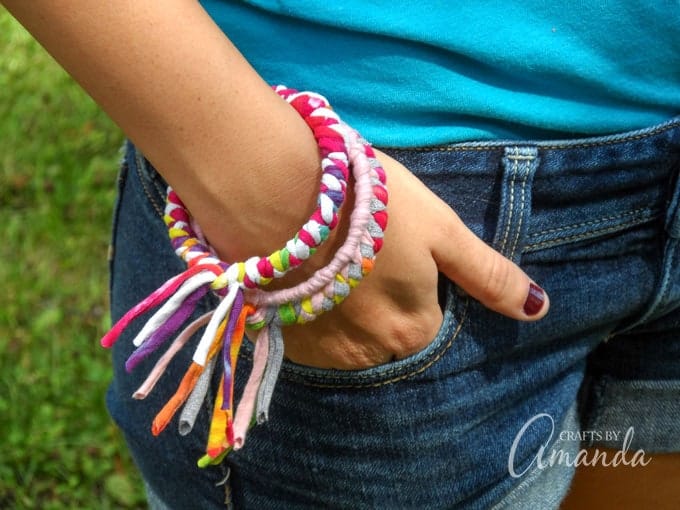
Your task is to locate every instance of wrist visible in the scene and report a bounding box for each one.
[180,88,324,262]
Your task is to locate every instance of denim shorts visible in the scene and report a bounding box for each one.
[107,117,680,509]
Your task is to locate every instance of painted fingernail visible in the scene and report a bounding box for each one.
[523,283,545,316]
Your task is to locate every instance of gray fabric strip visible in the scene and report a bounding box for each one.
[255,324,285,424]
[179,355,217,436]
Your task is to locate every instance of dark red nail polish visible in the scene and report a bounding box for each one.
[523,283,545,316]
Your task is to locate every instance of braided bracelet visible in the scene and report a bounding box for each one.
[100,87,388,466]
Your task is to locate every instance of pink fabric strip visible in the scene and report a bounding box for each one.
[101,264,207,348]
[132,312,213,399]
[231,327,270,449]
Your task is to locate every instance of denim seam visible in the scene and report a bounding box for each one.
[617,238,680,333]
[277,298,469,389]
[666,162,680,237]
[660,240,679,308]
[380,118,680,152]
[110,160,129,254]
[140,150,168,210]
[134,149,166,218]
[152,176,167,210]
[524,211,661,252]
[108,159,129,296]
[527,207,657,238]
[582,375,609,438]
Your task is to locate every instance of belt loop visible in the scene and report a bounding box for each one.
[491,146,540,263]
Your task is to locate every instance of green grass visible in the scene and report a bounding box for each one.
[0,10,146,509]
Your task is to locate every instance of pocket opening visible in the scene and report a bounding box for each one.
[270,279,466,388]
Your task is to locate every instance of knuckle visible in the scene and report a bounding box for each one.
[479,255,513,306]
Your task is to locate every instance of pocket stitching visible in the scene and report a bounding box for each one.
[524,209,662,252]
[280,297,469,389]
[528,206,658,238]
[134,148,166,219]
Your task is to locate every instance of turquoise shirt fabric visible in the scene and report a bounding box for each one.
[201,0,680,146]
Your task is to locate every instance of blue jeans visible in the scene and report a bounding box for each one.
[107,118,680,509]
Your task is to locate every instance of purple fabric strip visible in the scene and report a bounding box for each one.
[125,285,209,372]
[221,290,244,411]
[324,189,344,205]
[324,165,347,182]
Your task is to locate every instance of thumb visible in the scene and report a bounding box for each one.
[431,208,549,321]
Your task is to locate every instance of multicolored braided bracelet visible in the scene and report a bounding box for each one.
[100,87,388,466]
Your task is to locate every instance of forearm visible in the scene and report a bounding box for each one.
[2,0,320,259]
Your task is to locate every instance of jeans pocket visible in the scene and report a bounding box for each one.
[255,279,467,389]
[227,281,477,509]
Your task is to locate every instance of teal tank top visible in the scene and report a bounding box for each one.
[201,0,680,146]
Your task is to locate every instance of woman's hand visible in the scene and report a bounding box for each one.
[0,2,547,371]
[279,149,549,369]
